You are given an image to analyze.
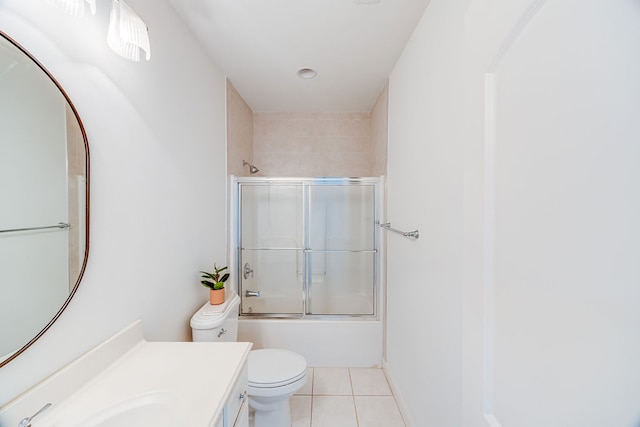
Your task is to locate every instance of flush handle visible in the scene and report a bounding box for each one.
[217,328,227,338]
[243,263,254,279]
[245,290,260,298]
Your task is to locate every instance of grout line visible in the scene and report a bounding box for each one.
[348,368,360,426]
[348,367,354,395]
[352,394,360,427]
[306,368,313,427]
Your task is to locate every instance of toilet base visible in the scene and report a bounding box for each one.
[249,395,292,427]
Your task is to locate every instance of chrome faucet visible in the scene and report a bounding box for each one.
[18,403,51,427]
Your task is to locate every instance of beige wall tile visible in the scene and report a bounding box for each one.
[253,112,374,177]
[230,87,387,177]
[370,82,389,176]
[226,80,254,176]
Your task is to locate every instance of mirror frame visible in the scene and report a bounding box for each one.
[0,30,90,369]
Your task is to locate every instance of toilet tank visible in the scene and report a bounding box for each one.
[190,292,240,342]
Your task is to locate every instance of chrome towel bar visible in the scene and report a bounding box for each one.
[379,222,419,239]
[0,222,70,234]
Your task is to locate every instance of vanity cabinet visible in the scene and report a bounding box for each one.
[215,362,249,427]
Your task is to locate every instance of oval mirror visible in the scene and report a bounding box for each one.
[0,31,89,368]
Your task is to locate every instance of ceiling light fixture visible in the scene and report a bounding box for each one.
[297,68,317,79]
[107,0,151,62]
[45,0,96,16]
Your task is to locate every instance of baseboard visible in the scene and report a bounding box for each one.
[383,360,415,427]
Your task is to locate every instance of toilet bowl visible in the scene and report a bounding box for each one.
[247,349,307,426]
[190,293,307,427]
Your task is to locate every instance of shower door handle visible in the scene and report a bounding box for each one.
[245,290,261,298]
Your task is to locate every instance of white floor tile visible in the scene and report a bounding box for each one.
[291,395,312,427]
[252,367,405,427]
[354,396,406,427]
[295,368,314,395]
[311,396,358,427]
[349,368,392,396]
[313,368,353,395]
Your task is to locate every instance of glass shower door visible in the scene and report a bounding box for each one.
[306,183,377,315]
[237,178,379,317]
[239,183,304,315]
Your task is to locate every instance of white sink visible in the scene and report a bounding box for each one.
[0,321,251,427]
[68,392,175,427]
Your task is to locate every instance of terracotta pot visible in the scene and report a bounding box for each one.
[209,288,225,305]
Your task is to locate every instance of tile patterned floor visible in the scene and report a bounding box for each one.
[289,367,406,427]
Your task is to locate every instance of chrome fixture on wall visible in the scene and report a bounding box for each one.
[379,222,420,239]
[243,160,260,174]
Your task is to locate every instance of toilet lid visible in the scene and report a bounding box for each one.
[248,349,307,388]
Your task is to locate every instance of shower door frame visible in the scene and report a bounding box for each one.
[234,176,381,319]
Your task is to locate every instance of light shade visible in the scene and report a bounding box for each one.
[107,0,151,62]
[46,0,96,17]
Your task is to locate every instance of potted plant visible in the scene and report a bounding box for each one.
[200,263,229,305]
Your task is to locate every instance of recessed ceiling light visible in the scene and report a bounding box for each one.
[297,68,317,79]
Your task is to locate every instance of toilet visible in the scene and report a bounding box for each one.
[190,292,307,427]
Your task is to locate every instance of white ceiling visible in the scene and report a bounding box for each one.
[167,0,430,113]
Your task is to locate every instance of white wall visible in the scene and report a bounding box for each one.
[385,0,468,426]
[462,0,640,426]
[388,0,640,426]
[0,0,228,405]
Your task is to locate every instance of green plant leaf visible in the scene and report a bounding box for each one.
[200,280,214,290]
[200,263,229,290]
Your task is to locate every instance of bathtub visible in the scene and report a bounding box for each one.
[238,316,383,367]
[238,291,383,367]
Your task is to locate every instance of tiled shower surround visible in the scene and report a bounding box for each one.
[227,81,388,177]
[254,112,372,177]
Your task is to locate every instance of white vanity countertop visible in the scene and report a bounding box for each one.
[0,320,252,427]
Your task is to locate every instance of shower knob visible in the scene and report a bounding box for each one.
[243,262,254,279]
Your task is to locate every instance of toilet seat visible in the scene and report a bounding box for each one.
[248,349,307,388]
